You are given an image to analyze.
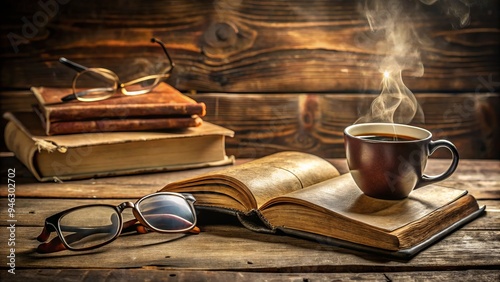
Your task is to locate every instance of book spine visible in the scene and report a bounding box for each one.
[236,209,276,233]
[32,104,51,135]
[40,156,236,182]
[4,122,43,181]
[45,103,207,122]
[46,116,203,135]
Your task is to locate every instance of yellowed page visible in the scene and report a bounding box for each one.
[162,151,340,209]
[261,173,467,231]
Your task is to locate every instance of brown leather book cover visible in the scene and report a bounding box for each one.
[35,111,204,135]
[31,82,206,121]
[31,82,207,135]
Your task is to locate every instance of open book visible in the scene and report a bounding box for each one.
[160,151,485,258]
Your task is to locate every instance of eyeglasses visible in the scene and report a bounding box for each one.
[36,192,198,253]
[59,38,175,102]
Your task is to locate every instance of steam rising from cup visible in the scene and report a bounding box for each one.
[357,63,424,125]
[356,0,474,125]
[356,0,425,125]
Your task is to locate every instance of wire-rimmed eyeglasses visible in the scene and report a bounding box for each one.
[36,192,199,253]
[59,37,175,102]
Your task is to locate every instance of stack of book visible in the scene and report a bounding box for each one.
[31,82,207,135]
[3,83,234,182]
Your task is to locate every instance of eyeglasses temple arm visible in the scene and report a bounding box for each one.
[61,94,77,102]
[59,57,88,72]
[37,228,107,253]
[37,223,200,254]
[36,236,67,253]
[37,225,114,253]
[151,38,175,72]
[36,224,52,242]
[189,226,201,234]
[58,58,88,102]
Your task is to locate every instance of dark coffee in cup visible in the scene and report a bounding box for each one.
[356,133,419,142]
[344,123,459,200]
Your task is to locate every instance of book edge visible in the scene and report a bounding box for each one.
[30,84,207,119]
[44,115,204,135]
[37,155,235,182]
[32,104,52,135]
[5,111,234,148]
[192,203,485,259]
[3,111,235,182]
[277,205,485,259]
[3,119,44,181]
[30,86,46,105]
[390,191,478,249]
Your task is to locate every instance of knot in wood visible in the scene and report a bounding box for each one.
[216,24,233,41]
[205,22,238,48]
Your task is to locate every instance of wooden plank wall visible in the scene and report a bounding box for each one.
[0,0,499,159]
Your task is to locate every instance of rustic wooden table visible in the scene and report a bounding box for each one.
[0,156,499,281]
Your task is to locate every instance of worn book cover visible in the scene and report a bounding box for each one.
[31,82,207,135]
[160,151,485,258]
[33,105,203,135]
[3,111,234,182]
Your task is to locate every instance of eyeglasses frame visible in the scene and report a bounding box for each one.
[36,192,197,252]
[59,37,175,102]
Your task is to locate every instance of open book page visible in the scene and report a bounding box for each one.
[162,151,340,210]
[260,174,468,232]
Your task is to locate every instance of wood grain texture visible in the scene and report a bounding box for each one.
[1,90,498,158]
[2,198,497,230]
[0,0,498,92]
[0,0,498,159]
[0,157,498,278]
[0,1,498,279]
[2,269,499,282]
[193,92,500,159]
[1,226,498,271]
[1,157,497,199]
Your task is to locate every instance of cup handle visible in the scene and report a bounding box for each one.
[416,140,460,188]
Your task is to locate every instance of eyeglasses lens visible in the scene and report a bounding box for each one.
[123,77,161,95]
[74,69,118,101]
[59,206,120,250]
[138,195,195,231]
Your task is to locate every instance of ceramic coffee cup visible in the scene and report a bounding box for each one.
[344,123,459,200]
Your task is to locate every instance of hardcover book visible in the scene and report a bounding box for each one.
[4,111,234,182]
[31,83,206,135]
[160,151,485,258]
